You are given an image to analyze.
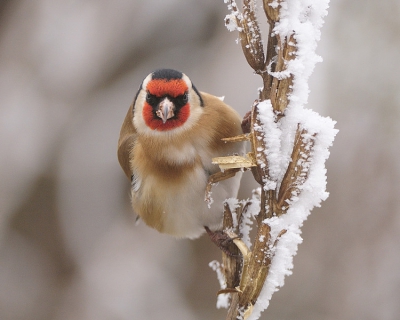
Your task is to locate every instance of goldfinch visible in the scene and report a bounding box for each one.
[118,69,245,239]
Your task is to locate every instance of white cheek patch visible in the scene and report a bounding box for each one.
[133,73,153,133]
[181,73,191,88]
[133,89,149,134]
[181,93,202,129]
[142,74,152,89]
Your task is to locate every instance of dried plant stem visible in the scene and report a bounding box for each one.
[226,293,240,320]
[217,0,318,319]
[221,203,242,290]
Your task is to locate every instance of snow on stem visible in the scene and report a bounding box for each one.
[213,0,338,319]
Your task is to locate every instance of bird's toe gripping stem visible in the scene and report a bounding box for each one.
[204,226,241,257]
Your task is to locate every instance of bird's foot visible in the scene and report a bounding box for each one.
[204,226,241,258]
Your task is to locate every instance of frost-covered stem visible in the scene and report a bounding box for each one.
[222,202,242,289]
[237,223,271,305]
[260,0,280,101]
[270,34,296,114]
[221,201,248,320]
[238,0,265,72]
[276,126,316,215]
[223,0,289,318]
[219,0,334,319]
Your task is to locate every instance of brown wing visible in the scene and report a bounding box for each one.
[198,92,243,153]
[117,102,137,179]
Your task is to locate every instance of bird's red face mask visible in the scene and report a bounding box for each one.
[143,79,190,131]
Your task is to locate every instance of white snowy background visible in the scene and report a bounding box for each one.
[0,1,399,319]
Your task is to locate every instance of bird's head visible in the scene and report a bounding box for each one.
[133,69,204,135]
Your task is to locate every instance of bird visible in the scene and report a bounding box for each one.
[117,68,245,240]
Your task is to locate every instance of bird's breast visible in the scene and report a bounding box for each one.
[131,157,215,238]
[129,133,239,238]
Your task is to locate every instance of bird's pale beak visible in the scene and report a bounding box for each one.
[156,98,175,123]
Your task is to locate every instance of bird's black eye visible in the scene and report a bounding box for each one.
[146,92,157,105]
[182,92,189,104]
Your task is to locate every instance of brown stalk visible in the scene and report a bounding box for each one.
[260,0,280,101]
[263,0,282,22]
[277,126,316,215]
[218,1,317,319]
[238,0,265,73]
[237,223,271,305]
[249,102,276,224]
[270,34,297,114]
[221,202,242,290]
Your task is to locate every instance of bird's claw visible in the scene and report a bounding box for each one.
[204,226,241,258]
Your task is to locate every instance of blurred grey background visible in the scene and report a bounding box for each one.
[0,0,399,319]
